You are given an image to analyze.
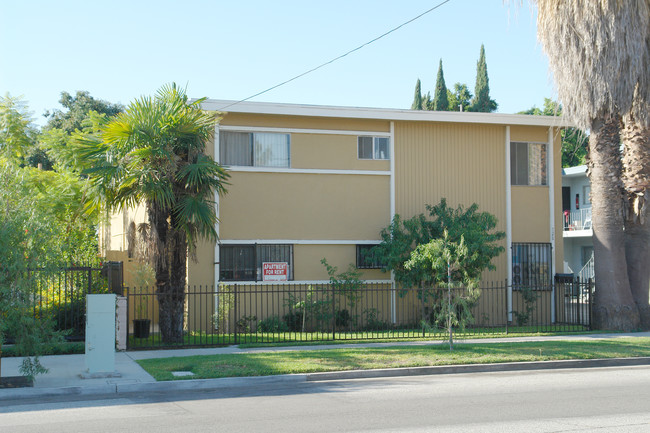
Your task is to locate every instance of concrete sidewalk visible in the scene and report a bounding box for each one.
[2,332,650,401]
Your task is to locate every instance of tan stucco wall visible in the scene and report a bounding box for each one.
[291,133,389,171]
[188,238,215,288]
[511,186,550,242]
[219,171,390,241]
[510,125,549,143]
[294,244,389,281]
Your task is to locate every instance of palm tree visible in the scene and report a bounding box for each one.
[623,111,650,328]
[534,1,650,329]
[81,84,229,343]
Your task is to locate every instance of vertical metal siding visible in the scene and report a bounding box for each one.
[394,121,508,280]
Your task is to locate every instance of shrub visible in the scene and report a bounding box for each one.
[335,309,352,329]
[283,311,304,332]
[257,316,289,333]
[363,308,390,331]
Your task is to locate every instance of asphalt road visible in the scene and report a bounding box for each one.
[2,365,650,432]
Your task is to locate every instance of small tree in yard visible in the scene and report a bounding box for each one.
[321,258,364,331]
[371,198,505,347]
[405,231,479,350]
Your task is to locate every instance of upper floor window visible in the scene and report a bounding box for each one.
[510,141,547,186]
[220,131,290,168]
[358,136,389,160]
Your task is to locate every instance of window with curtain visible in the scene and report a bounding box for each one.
[358,136,390,160]
[220,244,293,281]
[510,141,547,186]
[220,131,290,167]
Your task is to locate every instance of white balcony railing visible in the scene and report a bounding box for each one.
[563,208,592,231]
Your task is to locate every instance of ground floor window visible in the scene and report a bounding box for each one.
[512,243,552,288]
[356,245,385,269]
[220,244,294,281]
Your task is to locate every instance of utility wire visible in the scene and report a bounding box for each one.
[218,0,453,110]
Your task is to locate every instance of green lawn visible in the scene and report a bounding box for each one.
[137,337,650,381]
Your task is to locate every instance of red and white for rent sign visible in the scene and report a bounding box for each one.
[262,262,289,281]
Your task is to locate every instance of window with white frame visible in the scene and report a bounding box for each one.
[220,244,293,281]
[510,141,547,186]
[220,131,290,168]
[358,136,389,160]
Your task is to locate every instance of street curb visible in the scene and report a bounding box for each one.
[306,356,650,381]
[114,374,306,394]
[2,357,650,401]
[0,374,307,402]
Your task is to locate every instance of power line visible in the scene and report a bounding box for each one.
[218,0,453,110]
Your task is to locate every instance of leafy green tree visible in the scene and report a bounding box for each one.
[0,94,38,163]
[405,231,478,349]
[79,83,230,343]
[469,45,498,113]
[447,83,473,112]
[518,98,589,167]
[44,91,123,134]
[432,60,449,111]
[0,160,66,380]
[39,91,123,171]
[411,79,423,110]
[423,91,433,110]
[372,198,505,290]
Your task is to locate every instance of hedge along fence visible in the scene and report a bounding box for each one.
[126,279,592,349]
[17,263,123,341]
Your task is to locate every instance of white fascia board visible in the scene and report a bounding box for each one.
[562,165,588,177]
[563,230,593,238]
[201,99,574,128]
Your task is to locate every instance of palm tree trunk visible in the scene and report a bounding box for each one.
[622,117,650,328]
[158,228,187,344]
[148,203,185,344]
[589,115,640,330]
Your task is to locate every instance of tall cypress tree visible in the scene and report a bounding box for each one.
[411,79,423,110]
[432,59,449,111]
[470,44,498,112]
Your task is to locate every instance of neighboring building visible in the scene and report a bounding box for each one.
[561,165,594,281]
[102,100,569,325]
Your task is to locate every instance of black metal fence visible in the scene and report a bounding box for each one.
[126,278,593,349]
[25,262,123,341]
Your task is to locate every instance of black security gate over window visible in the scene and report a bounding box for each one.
[220,244,294,282]
[512,243,553,288]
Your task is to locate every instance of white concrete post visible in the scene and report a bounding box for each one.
[115,296,127,351]
[84,294,119,377]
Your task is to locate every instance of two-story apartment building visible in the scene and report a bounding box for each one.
[103,100,568,326]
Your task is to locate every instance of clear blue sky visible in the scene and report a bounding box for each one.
[1,0,554,126]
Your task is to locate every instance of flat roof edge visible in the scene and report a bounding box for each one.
[200,99,573,127]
